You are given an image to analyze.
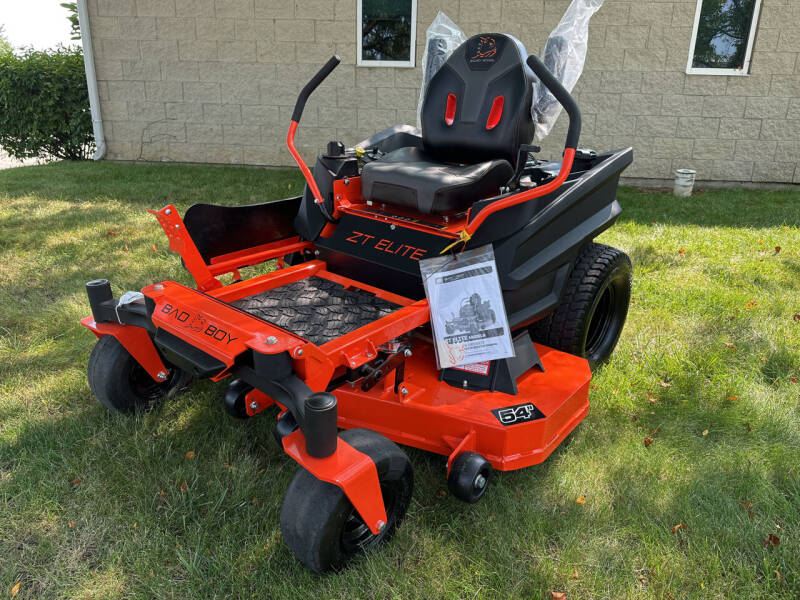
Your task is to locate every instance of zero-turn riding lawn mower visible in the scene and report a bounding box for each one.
[81,32,632,572]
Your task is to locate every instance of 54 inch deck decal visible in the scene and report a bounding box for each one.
[491,402,545,426]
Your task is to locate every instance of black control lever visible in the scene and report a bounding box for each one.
[526,54,582,150]
[291,55,341,123]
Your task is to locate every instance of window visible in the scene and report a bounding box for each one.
[687,0,763,76]
[357,0,418,67]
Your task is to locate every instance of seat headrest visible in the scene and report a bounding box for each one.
[420,33,536,167]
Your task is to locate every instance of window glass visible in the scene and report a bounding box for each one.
[360,0,414,63]
[691,0,758,71]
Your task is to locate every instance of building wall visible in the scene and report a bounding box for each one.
[87,0,800,183]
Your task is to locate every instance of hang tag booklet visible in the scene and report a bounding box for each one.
[419,244,514,369]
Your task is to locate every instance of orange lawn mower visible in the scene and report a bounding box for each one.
[82,33,633,572]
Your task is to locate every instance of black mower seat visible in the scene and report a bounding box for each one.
[360,147,513,215]
[360,33,535,215]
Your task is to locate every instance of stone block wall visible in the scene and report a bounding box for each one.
[86,0,800,183]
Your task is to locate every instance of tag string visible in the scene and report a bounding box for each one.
[440,229,472,254]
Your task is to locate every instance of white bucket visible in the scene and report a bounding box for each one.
[673,168,696,198]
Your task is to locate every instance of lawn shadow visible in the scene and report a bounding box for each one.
[0,161,304,209]
[617,187,800,229]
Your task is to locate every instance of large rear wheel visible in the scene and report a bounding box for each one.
[530,243,631,368]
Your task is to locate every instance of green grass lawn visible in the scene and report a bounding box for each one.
[1,161,799,599]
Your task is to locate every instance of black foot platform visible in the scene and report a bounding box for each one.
[230,276,399,345]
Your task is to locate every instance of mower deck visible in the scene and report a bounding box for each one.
[333,342,590,471]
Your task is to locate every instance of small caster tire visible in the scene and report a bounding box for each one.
[448,451,492,503]
[279,428,413,573]
[273,411,298,446]
[223,379,252,419]
[87,334,189,413]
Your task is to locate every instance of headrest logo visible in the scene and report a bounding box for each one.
[467,35,503,70]
[471,37,497,60]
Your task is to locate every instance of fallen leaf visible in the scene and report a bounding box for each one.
[179,480,188,494]
[151,244,158,253]
[727,395,739,400]
[644,437,654,448]
[647,392,658,404]
[570,570,579,580]
[659,381,671,388]
[790,377,798,384]
[775,246,781,254]
[575,495,587,505]
[550,592,566,600]
[184,450,195,460]
[107,231,117,237]
[702,429,709,436]
[763,533,781,547]
[724,342,736,350]
[133,522,137,528]
[678,248,685,254]
[672,523,686,533]
[160,490,167,497]
[740,501,753,510]
[11,582,21,597]
[745,301,758,310]
[438,489,447,498]
[743,422,753,432]
[68,521,75,528]
[794,314,800,322]
[648,427,660,435]
[252,497,259,505]
[748,511,755,520]
[72,478,81,488]
[776,570,783,585]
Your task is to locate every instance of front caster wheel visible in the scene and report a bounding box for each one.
[223,379,252,419]
[279,428,413,573]
[87,335,190,413]
[448,451,492,503]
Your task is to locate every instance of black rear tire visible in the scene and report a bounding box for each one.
[530,243,631,368]
[279,428,413,573]
[87,335,189,413]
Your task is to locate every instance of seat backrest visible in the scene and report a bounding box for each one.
[421,33,535,168]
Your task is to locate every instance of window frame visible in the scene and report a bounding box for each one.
[356,0,418,68]
[686,0,763,76]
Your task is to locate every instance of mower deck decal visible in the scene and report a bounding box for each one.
[491,402,546,426]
